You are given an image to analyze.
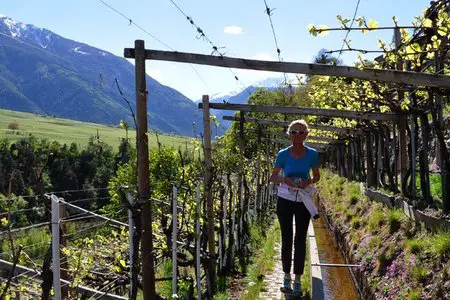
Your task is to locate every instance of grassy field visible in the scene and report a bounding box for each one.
[0,109,194,149]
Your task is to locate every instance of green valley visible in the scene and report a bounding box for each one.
[0,109,192,149]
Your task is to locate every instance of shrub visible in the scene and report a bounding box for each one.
[387,209,404,233]
[408,289,421,300]
[368,236,382,249]
[411,264,428,284]
[430,230,450,258]
[406,239,425,254]
[377,252,389,271]
[1,228,50,259]
[368,209,385,233]
[429,174,442,202]
[7,120,19,131]
[348,183,361,205]
[443,266,449,281]
[403,218,418,239]
[351,216,361,229]
[377,245,395,273]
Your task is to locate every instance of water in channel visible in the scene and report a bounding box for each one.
[312,211,360,300]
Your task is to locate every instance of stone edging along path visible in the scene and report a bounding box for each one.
[259,220,323,300]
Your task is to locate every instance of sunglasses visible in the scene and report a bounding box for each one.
[289,130,307,135]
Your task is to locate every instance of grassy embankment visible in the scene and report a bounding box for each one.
[0,109,192,149]
[317,170,450,299]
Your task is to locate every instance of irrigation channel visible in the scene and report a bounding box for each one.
[312,203,359,300]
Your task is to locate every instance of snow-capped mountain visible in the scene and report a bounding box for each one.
[0,15,204,136]
[0,14,55,48]
[208,77,286,103]
[203,77,295,131]
[0,15,112,57]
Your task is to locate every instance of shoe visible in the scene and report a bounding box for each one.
[280,278,292,293]
[293,280,302,294]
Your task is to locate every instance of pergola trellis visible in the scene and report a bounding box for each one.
[124,40,450,299]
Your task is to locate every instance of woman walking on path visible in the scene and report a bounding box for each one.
[269,119,321,295]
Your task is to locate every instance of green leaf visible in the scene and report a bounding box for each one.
[423,18,433,28]
[367,19,378,29]
[119,259,126,268]
[356,17,365,27]
[307,24,318,36]
[437,26,447,36]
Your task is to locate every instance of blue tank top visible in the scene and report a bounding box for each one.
[274,146,319,180]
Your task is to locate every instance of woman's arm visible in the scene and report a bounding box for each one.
[311,167,320,184]
[269,167,284,183]
[270,167,296,187]
[298,167,320,188]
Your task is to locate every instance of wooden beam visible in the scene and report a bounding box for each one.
[201,103,397,121]
[262,138,330,149]
[246,129,341,143]
[124,48,450,88]
[223,116,361,134]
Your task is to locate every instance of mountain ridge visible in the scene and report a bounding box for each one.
[0,15,203,137]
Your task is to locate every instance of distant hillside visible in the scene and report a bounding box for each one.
[0,109,191,149]
[0,15,203,136]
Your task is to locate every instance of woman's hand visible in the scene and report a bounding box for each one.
[297,179,315,189]
[297,180,310,189]
[283,177,297,188]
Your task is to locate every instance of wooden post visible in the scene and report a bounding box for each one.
[341,144,347,178]
[125,193,139,300]
[172,186,178,297]
[256,126,262,212]
[222,176,228,271]
[395,29,408,195]
[347,142,353,180]
[419,113,432,204]
[195,183,202,300]
[433,48,449,213]
[51,195,61,300]
[398,116,408,195]
[264,140,270,206]
[410,114,417,199]
[134,40,155,299]
[366,133,376,187]
[392,123,398,190]
[383,126,394,190]
[349,140,356,180]
[202,95,216,294]
[238,111,245,253]
[357,137,365,182]
[336,146,341,176]
[60,203,68,299]
[376,130,383,188]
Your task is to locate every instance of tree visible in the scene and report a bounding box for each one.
[120,119,130,141]
[9,169,25,196]
[313,48,342,65]
[7,120,19,132]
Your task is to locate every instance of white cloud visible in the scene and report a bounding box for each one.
[224,25,243,35]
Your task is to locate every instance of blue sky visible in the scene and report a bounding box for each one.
[2,0,430,100]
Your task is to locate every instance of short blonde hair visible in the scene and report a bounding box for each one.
[286,119,309,134]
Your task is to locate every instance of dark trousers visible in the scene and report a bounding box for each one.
[276,196,311,275]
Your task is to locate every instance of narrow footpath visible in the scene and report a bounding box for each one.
[259,214,359,300]
[259,243,286,299]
